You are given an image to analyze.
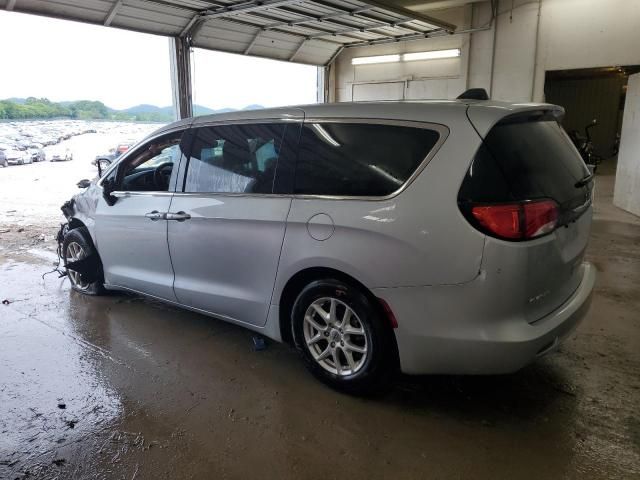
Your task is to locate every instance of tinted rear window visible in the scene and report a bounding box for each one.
[295,123,440,197]
[459,114,591,207]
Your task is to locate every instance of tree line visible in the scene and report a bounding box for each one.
[0,97,172,122]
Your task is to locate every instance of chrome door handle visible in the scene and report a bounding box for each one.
[166,211,191,222]
[145,210,165,221]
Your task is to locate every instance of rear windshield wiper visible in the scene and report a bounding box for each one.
[575,172,594,188]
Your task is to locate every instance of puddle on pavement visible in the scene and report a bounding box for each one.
[0,261,124,478]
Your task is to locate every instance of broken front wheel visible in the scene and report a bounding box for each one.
[62,227,106,296]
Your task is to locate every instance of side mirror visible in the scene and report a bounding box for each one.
[77,179,91,189]
[102,178,117,206]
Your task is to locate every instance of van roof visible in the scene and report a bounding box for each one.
[155,100,563,137]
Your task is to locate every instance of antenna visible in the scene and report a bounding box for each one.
[457,88,489,100]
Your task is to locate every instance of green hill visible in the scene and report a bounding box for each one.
[0,98,264,121]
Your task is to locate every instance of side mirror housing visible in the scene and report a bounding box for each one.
[77,179,91,189]
[102,178,118,206]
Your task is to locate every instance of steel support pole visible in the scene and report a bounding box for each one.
[316,66,326,103]
[169,36,193,120]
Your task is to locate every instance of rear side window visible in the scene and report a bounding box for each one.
[184,123,286,194]
[459,114,591,208]
[295,123,440,197]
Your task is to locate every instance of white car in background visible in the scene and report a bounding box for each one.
[50,148,73,162]
[5,149,32,165]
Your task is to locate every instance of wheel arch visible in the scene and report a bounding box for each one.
[65,218,103,269]
[68,217,86,231]
[278,267,397,350]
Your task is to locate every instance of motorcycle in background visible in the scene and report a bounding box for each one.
[569,119,602,173]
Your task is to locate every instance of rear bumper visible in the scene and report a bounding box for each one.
[374,262,596,375]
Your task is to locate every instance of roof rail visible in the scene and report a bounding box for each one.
[457,88,489,100]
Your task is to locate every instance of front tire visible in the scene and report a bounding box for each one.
[292,279,398,395]
[62,227,106,295]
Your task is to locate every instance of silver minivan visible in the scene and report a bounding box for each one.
[61,100,596,393]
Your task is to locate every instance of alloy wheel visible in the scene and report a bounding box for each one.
[66,241,90,290]
[303,297,369,376]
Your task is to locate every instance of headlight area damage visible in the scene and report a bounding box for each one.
[55,199,102,285]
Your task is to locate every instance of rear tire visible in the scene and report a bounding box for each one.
[62,227,106,296]
[292,278,398,395]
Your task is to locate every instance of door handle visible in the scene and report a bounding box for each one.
[145,210,165,221]
[166,211,191,222]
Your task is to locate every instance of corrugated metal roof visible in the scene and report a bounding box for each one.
[0,0,458,65]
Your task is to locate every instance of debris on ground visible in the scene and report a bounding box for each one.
[252,336,267,351]
[57,402,66,409]
[2,299,11,305]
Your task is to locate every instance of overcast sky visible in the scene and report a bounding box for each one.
[0,11,318,110]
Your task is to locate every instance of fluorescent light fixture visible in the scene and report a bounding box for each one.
[351,49,460,65]
[351,54,401,65]
[403,48,460,61]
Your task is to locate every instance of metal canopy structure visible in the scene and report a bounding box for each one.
[1,0,457,66]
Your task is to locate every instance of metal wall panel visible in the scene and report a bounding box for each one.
[352,81,405,101]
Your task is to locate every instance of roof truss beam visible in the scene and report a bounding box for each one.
[289,39,306,61]
[215,1,454,45]
[233,4,429,44]
[104,0,123,26]
[261,4,376,30]
[243,30,261,54]
[242,8,408,42]
[202,0,305,20]
[357,0,455,32]
[344,27,450,48]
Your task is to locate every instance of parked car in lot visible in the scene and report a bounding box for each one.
[5,149,32,165]
[0,150,7,168]
[50,148,73,162]
[93,141,135,170]
[29,147,46,162]
[60,99,596,393]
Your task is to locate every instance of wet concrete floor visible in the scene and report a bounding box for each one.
[1,169,639,479]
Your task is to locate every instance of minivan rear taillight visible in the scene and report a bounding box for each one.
[469,200,559,241]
